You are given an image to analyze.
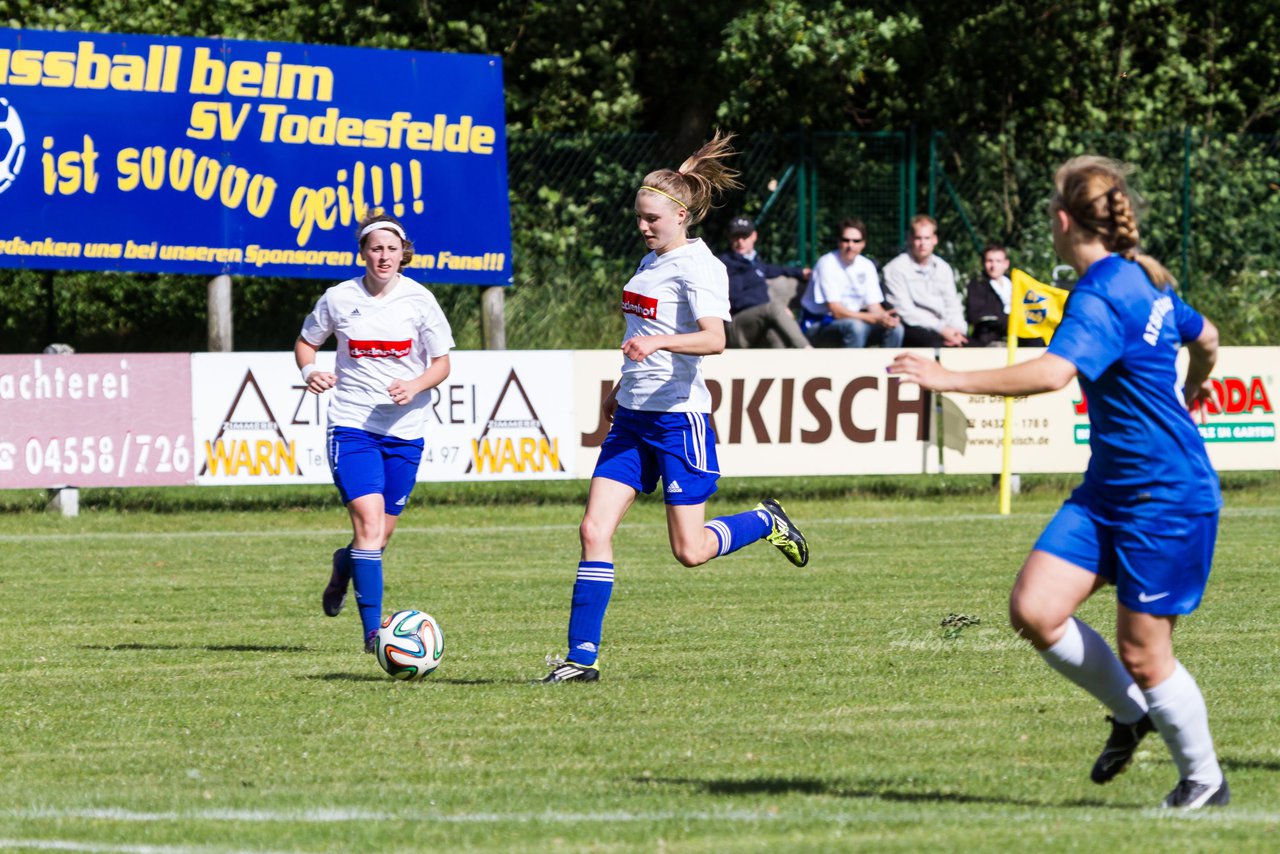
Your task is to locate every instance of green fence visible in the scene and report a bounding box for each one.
[928,129,1280,343]
[499,129,910,349]
[6,128,1278,354]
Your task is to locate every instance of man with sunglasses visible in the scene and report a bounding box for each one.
[799,218,903,348]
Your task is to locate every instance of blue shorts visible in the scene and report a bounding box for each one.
[1033,497,1218,615]
[327,426,424,515]
[593,407,719,505]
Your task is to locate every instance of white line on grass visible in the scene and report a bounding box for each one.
[2,505,1275,544]
[0,840,293,854]
[6,805,1279,827]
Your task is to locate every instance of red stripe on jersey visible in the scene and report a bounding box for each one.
[348,339,412,358]
[621,290,658,320]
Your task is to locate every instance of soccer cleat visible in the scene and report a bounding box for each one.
[540,656,600,684]
[1162,777,1230,809]
[757,498,809,567]
[322,548,351,617]
[364,629,378,655]
[1091,714,1157,784]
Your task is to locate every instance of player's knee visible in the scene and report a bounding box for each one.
[671,543,705,568]
[1116,644,1166,689]
[1008,596,1050,647]
[579,516,611,552]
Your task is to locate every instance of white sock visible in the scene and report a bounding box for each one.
[1038,617,1149,722]
[1143,661,1223,785]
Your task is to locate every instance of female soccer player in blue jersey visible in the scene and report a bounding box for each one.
[296,212,455,654]
[890,156,1226,810]
[542,131,809,684]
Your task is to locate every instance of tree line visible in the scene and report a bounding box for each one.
[3,0,1277,351]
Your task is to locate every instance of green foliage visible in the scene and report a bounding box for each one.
[717,1,920,129]
[4,2,1280,348]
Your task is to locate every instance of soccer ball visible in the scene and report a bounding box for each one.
[0,97,27,195]
[375,609,444,681]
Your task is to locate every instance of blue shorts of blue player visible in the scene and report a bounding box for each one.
[324,426,425,652]
[1034,495,1217,615]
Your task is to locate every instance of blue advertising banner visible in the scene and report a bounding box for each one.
[0,28,512,284]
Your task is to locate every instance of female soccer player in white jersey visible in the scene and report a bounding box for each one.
[295,212,455,653]
[542,131,809,684]
[889,156,1226,810]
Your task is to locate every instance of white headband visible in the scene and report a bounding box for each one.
[359,221,406,241]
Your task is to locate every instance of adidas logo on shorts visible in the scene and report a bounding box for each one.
[666,480,683,493]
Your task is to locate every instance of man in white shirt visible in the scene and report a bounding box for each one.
[882,215,968,347]
[799,218,903,348]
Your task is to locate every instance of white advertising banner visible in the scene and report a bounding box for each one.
[3,345,1273,491]
[1182,346,1279,471]
[935,348,1091,474]
[191,351,577,485]
[573,348,934,477]
[936,345,1280,474]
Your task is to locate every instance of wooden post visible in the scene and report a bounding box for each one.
[481,286,506,350]
[208,274,233,351]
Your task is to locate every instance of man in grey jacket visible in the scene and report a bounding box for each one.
[882,215,968,347]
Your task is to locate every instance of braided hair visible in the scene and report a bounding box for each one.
[1052,155,1173,288]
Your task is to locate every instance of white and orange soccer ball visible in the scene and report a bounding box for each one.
[375,610,444,681]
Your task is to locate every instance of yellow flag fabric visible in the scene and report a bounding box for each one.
[1009,269,1070,344]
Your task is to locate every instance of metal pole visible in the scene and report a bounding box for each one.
[796,131,809,264]
[1182,126,1192,293]
[897,132,907,247]
[928,131,939,220]
[807,134,819,260]
[907,124,917,223]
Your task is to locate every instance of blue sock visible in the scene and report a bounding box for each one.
[350,547,383,638]
[566,561,614,666]
[705,508,772,558]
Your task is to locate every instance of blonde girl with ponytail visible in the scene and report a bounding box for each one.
[541,131,811,684]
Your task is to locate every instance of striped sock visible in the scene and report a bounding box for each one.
[705,508,773,558]
[566,561,614,666]
[349,547,383,638]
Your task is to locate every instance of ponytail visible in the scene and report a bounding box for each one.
[638,129,741,226]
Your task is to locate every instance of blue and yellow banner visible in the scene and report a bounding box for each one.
[1009,268,1069,344]
[0,28,512,283]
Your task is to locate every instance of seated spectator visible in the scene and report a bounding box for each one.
[966,243,1012,347]
[719,216,812,348]
[799,218,903,348]
[882,215,967,347]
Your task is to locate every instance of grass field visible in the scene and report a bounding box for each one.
[1,477,1277,852]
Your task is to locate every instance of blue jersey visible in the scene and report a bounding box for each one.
[1047,255,1221,518]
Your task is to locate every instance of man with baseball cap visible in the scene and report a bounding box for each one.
[718,216,812,348]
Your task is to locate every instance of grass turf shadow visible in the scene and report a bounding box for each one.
[84,642,313,653]
[635,775,1139,809]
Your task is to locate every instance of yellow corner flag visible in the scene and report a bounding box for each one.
[999,269,1070,516]
[1009,268,1069,345]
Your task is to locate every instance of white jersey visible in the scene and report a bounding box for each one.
[300,275,454,440]
[615,238,730,413]
[801,251,884,315]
